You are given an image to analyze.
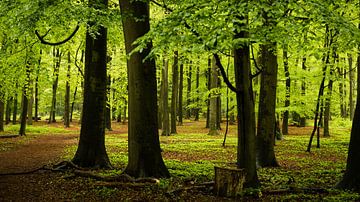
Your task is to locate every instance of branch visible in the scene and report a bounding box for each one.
[150,0,173,12]
[35,24,80,46]
[74,41,84,77]
[213,54,238,93]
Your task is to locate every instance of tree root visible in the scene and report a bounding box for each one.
[0,134,20,139]
[0,165,52,176]
[73,170,160,184]
[166,181,215,196]
[263,187,329,194]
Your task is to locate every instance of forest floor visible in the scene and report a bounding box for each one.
[0,120,359,201]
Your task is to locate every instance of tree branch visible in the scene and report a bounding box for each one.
[35,25,80,46]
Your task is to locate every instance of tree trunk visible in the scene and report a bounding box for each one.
[105,75,112,131]
[27,79,33,125]
[206,58,211,128]
[348,54,355,121]
[233,22,259,188]
[208,56,220,136]
[70,85,77,122]
[19,61,31,136]
[336,39,360,190]
[338,65,346,118]
[170,51,178,134]
[324,47,337,138]
[216,78,222,130]
[5,98,11,125]
[299,57,307,127]
[161,59,170,136]
[256,43,279,167]
[64,51,71,128]
[0,99,4,132]
[194,66,200,121]
[120,0,169,178]
[122,100,127,124]
[72,0,111,169]
[186,63,192,119]
[12,88,18,124]
[178,64,183,125]
[34,49,41,122]
[49,48,60,123]
[282,45,290,135]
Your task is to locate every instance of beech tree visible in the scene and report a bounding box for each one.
[72,0,111,168]
[119,0,170,178]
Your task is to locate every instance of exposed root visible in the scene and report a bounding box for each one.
[0,134,20,139]
[263,187,329,194]
[166,181,215,196]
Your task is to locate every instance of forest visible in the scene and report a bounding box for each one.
[1,0,360,201]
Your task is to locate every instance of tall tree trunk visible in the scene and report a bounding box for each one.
[256,43,279,167]
[49,48,60,123]
[105,75,112,130]
[208,56,220,136]
[64,51,71,128]
[5,97,12,125]
[27,79,33,125]
[34,49,41,122]
[19,60,31,136]
[338,64,346,118]
[120,0,169,178]
[0,99,4,132]
[299,57,307,127]
[178,63,184,125]
[186,63,192,119]
[161,58,170,136]
[336,31,360,189]
[72,0,111,169]
[282,45,290,135]
[70,85,77,122]
[216,78,222,130]
[349,54,355,120]
[206,58,211,128]
[324,48,337,137]
[194,66,200,121]
[170,51,178,134]
[122,99,127,124]
[232,25,259,188]
[12,87,18,124]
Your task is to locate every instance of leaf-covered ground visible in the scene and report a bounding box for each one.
[0,120,359,201]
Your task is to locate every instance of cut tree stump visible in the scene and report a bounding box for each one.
[214,166,246,197]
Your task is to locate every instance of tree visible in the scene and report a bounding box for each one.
[48,48,60,123]
[119,0,169,178]
[208,56,220,136]
[72,0,111,169]
[64,51,71,128]
[178,63,184,125]
[282,45,290,135]
[170,51,179,134]
[161,58,170,136]
[0,97,4,132]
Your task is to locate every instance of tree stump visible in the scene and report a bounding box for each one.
[214,166,246,197]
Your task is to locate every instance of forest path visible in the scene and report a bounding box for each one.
[0,133,78,173]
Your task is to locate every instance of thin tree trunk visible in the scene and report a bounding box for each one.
[216,78,221,130]
[122,100,127,124]
[70,85,77,122]
[178,63,183,125]
[49,48,60,123]
[194,66,200,121]
[349,53,355,120]
[162,58,170,136]
[0,99,4,132]
[27,79,33,125]
[64,51,71,128]
[170,51,178,134]
[120,0,169,178]
[324,48,337,137]
[186,62,192,119]
[282,45,290,135]
[206,58,211,128]
[34,49,41,122]
[299,57,307,127]
[12,87,18,124]
[5,97,12,125]
[208,56,220,136]
[105,75,112,131]
[19,60,31,136]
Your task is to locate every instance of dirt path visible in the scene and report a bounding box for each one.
[0,133,82,201]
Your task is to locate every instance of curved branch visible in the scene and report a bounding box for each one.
[35,25,80,46]
[213,54,238,93]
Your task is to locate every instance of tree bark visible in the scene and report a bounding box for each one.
[282,45,290,135]
[27,79,33,125]
[178,63,183,125]
[206,58,211,128]
[299,57,307,127]
[194,66,200,121]
[186,63,192,119]
[34,49,41,122]
[208,56,220,136]
[0,99,4,132]
[5,97,11,125]
[105,75,112,131]
[349,54,355,120]
[120,0,169,178]
[64,51,71,128]
[233,23,259,188]
[49,48,60,123]
[19,61,31,136]
[170,51,178,134]
[256,43,279,167]
[12,87,18,124]
[72,0,111,169]
[161,59,170,136]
